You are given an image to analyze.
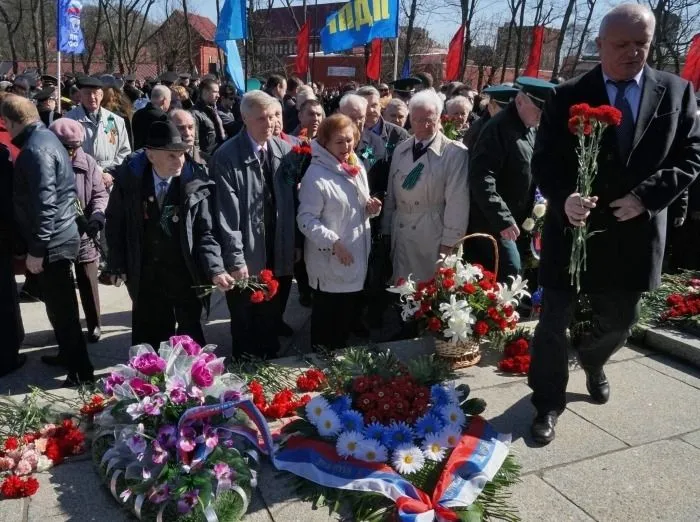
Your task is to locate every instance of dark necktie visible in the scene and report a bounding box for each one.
[608,79,636,159]
[413,141,426,162]
[156,180,169,209]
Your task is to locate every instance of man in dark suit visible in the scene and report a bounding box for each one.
[132,85,170,150]
[529,3,700,444]
[210,91,294,359]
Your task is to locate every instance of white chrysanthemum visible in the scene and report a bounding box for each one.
[497,275,531,306]
[444,310,475,344]
[316,410,342,437]
[305,396,330,425]
[439,294,470,320]
[533,203,547,218]
[336,431,365,459]
[354,439,388,463]
[392,444,425,475]
[439,425,463,448]
[440,404,466,427]
[422,434,447,462]
[522,218,536,232]
[387,275,417,298]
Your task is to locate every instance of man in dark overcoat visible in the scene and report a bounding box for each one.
[105,121,233,349]
[529,3,700,444]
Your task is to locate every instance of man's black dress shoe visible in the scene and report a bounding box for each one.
[531,411,558,445]
[87,326,102,343]
[0,354,28,377]
[585,367,610,404]
[41,354,68,367]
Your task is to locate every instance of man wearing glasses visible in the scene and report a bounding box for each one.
[466,77,555,281]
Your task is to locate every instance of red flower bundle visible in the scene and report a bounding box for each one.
[296,368,327,392]
[352,374,431,425]
[250,373,319,419]
[248,269,279,303]
[1,475,39,498]
[661,291,700,321]
[79,394,107,416]
[498,336,531,374]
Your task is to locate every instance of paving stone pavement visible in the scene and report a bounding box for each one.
[3,282,700,521]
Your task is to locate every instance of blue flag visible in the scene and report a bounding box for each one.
[401,58,411,79]
[223,40,245,93]
[57,0,85,54]
[320,0,399,54]
[215,0,247,43]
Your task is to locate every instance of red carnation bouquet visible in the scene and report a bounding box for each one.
[567,103,622,292]
[660,277,700,327]
[283,128,313,186]
[195,268,279,302]
[498,331,532,374]
[249,368,327,420]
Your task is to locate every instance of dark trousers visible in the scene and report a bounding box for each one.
[132,283,205,350]
[294,258,311,299]
[39,259,94,379]
[528,288,641,414]
[75,260,101,331]
[311,289,362,350]
[225,274,292,359]
[0,252,24,366]
[465,235,521,282]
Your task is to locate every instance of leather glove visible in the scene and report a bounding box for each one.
[86,213,106,239]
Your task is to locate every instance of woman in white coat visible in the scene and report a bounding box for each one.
[297,114,382,349]
[381,90,470,283]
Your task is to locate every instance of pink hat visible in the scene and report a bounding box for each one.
[49,118,85,146]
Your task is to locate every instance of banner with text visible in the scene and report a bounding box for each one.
[57,0,86,54]
[320,0,399,54]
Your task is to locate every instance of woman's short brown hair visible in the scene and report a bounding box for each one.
[316,113,359,149]
[170,85,188,100]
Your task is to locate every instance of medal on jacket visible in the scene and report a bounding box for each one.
[401,163,424,190]
[160,205,179,236]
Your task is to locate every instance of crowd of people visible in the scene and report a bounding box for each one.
[1,3,699,443]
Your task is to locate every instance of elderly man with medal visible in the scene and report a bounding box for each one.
[381,89,470,286]
[105,121,233,350]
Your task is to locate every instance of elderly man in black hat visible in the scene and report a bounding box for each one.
[105,121,234,349]
[36,86,62,127]
[66,76,131,178]
[466,76,555,282]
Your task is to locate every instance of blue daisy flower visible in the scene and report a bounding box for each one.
[340,409,365,432]
[382,421,415,449]
[430,384,451,407]
[415,413,444,438]
[330,396,352,415]
[364,421,386,441]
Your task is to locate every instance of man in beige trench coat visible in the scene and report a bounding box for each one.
[381,90,470,283]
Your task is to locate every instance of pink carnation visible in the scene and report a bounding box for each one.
[191,359,214,388]
[131,353,166,376]
[0,456,15,471]
[129,377,160,397]
[15,459,33,475]
[169,335,202,356]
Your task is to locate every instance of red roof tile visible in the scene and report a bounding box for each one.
[185,11,217,42]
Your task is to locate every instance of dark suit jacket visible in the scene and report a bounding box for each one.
[131,103,168,150]
[533,65,700,292]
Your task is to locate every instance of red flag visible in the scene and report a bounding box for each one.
[444,24,465,82]
[523,26,545,77]
[681,33,700,91]
[366,39,382,81]
[296,20,310,76]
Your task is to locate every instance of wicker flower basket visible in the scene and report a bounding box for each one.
[434,233,499,369]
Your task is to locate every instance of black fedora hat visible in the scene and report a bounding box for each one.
[145,121,190,152]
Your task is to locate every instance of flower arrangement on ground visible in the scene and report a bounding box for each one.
[93,335,263,522]
[273,348,521,521]
[567,103,622,292]
[389,255,529,353]
[498,329,533,375]
[248,369,326,419]
[195,268,279,300]
[658,276,700,335]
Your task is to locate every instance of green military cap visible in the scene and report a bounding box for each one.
[482,84,520,106]
[159,71,179,85]
[514,76,555,108]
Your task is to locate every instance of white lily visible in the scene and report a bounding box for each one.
[387,274,417,298]
[455,263,483,285]
[400,299,421,321]
[443,309,475,343]
[438,294,470,320]
[438,254,460,269]
[497,275,530,306]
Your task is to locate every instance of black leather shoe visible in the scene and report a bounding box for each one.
[62,373,95,388]
[278,322,294,337]
[87,327,102,343]
[585,367,610,404]
[41,354,69,367]
[531,411,558,445]
[0,354,28,377]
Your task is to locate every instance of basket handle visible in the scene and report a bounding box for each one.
[450,233,499,278]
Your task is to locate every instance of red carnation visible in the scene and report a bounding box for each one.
[474,321,489,336]
[250,290,265,304]
[266,279,280,299]
[1,475,39,499]
[463,283,476,294]
[4,437,19,451]
[427,317,442,332]
[591,105,622,127]
[569,103,591,118]
[442,278,455,290]
[259,269,274,283]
